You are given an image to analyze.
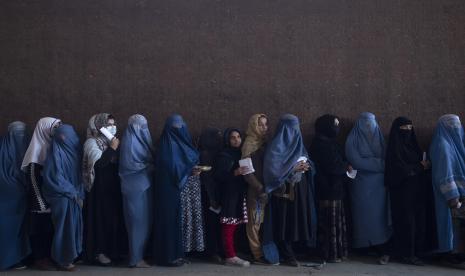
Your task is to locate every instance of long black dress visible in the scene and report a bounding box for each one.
[84,148,127,263]
[385,117,435,259]
[199,128,223,258]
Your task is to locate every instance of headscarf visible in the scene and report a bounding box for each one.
[199,127,223,154]
[155,114,199,189]
[21,117,61,171]
[385,117,422,186]
[263,114,309,193]
[241,114,267,158]
[346,112,385,159]
[43,124,82,200]
[315,114,340,139]
[82,113,111,192]
[430,114,465,200]
[119,114,154,193]
[222,128,243,161]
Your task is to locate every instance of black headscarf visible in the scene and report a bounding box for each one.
[221,128,242,161]
[199,127,223,154]
[385,117,423,187]
[315,114,340,139]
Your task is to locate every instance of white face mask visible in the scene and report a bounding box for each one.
[106,125,117,136]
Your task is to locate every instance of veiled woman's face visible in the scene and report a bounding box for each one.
[257,117,268,136]
[229,131,242,148]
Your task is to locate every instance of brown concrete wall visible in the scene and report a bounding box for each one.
[1,0,464,148]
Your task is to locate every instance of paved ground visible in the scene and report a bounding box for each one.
[2,256,464,276]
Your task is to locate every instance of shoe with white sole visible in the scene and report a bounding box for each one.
[225,257,250,267]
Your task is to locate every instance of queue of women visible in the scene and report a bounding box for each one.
[0,112,464,271]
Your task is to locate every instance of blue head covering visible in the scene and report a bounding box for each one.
[43,124,82,200]
[156,114,199,189]
[430,114,465,200]
[0,121,31,270]
[0,122,28,190]
[119,114,154,193]
[263,114,309,193]
[346,112,385,159]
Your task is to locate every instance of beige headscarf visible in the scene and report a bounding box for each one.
[83,113,111,192]
[241,114,267,158]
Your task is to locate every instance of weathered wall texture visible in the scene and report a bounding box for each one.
[1,0,464,148]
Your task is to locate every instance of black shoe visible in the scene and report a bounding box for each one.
[253,257,279,266]
[281,258,299,267]
[401,257,425,266]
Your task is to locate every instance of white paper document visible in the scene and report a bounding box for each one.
[346,170,357,179]
[239,157,255,175]
[99,127,115,141]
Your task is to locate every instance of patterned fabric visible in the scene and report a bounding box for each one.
[220,197,248,225]
[317,200,348,261]
[181,175,205,252]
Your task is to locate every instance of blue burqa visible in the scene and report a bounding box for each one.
[262,114,318,262]
[119,114,154,266]
[345,112,392,248]
[0,122,30,270]
[42,124,83,266]
[430,114,465,253]
[153,114,199,265]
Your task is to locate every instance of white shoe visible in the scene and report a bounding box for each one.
[97,254,112,265]
[135,260,151,268]
[225,257,250,267]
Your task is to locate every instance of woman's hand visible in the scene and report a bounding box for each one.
[448,197,461,209]
[110,137,120,150]
[420,160,431,170]
[294,161,310,173]
[234,166,248,176]
[192,167,202,176]
[347,165,354,173]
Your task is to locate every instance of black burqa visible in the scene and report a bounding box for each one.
[309,114,348,200]
[198,127,223,257]
[385,117,437,258]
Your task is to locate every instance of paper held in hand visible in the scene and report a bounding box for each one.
[297,156,308,163]
[239,157,255,175]
[346,169,357,179]
[99,127,114,141]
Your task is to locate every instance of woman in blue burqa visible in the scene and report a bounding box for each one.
[0,122,31,270]
[430,114,465,265]
[153,114,200,266]
[119,114,154,268]
[263,114,317,267]
[42,124,83,271]
[345,112,392,264]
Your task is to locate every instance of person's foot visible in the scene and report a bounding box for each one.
[167,258,186,267]
[57,263,76,272]
[12,262,27,270]
[400,256,425,266]
[96,254,112,266]
[208,254,224,264]
[253,257,279,266]
[281,258,299,267]
[225,256,250,267]
[378,255,390,265]
[33,258,57,271]
[134,260,151,268]
[327,258,342,263]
